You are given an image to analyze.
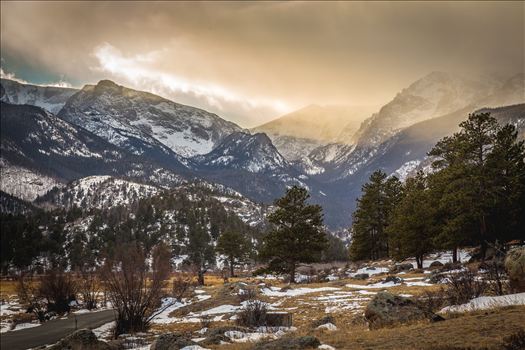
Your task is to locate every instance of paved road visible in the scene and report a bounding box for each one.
[0,309,115,350]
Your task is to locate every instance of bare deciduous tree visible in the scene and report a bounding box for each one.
[102,242,172,336]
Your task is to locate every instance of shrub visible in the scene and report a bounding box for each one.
[415,288,448,313]
[445,268,487,305]
[238,287,258,302]
[39,270,77,315]
[236,300,268,328]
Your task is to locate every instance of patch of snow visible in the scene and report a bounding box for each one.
[261,286,340,297]
[440,293,525,313]
[316,323,338,331]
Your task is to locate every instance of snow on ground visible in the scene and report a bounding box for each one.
[92,321,116,340]
[440,293,525,313]
[0,301,21,316]
[316,323,337,331]
[402,249,472,269]
[225,326,297,343]
[151,297,192,324]
[347,266,389,278]
[345,281,401,289]
[261,286,340,297]
[0,322,40,333]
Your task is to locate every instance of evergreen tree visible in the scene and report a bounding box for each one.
[260,186,327,283]
[186,218,215,285]
[387,172,436,268]
[429,112,525,259]
[216,231,251,277]
[349,171,402,261]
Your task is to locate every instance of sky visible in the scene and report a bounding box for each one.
[1,1,523,127]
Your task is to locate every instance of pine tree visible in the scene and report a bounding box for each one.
[387,172,436,268]
[428,112,524,259]
[216,231,251,277]
[186,212,215,285]
[260,186,327,283]
[349,171,402,261]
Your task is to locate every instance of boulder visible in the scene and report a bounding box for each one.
[150,333,197,350]
[505,247,525,292]
[251,336,321,350]
[48,329,114,350]
[311,315,336,328]
[364,292,439,329]
[382,276,403,284]
[429,261,444,268]
[353,273,369,280]
[389,263,413,273]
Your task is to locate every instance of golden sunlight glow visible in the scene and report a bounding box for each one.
[94,43,291,116]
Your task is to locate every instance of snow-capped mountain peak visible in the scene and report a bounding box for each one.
[59,80,244,158]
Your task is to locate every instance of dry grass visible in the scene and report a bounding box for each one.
[315,306,525,350]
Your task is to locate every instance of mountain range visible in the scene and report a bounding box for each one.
[1,72,523,229]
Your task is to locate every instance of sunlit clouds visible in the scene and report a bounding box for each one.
[1,1,523,127]
[92,43,291,126]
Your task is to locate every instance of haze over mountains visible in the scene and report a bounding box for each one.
[1,71,524,229]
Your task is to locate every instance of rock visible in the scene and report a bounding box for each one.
[251,336,321,350]
[440,262,463,272]
[205,326,249,338]
[266,312,293,327]
[200,333,230,346]
[382,276,403,284]
[311,315,336,328]
[429,261,444,268]
[389,263,413,273]
[150,333,197,350]
[48,329,114,350]
[505,247,525,292]
[364,292,439,329]
[353,273,369,280]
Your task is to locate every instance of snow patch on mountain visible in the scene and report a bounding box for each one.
[1,78,77,114]
[0,160,63,201]
[59,80,243,158]
[37,176,160,210]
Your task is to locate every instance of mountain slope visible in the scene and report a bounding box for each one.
[36,176,161,210]
[252,104,373,160]
[58,80,244,158]
[0,78,78,114]
[0,102,185,200]
[193,132,311,202]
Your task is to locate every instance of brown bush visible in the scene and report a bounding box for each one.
[445,268,487,305]
[236,300,268,328]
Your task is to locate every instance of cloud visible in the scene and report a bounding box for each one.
[1,67,73,88]
[92,43,291,126]
[1,1,523,126]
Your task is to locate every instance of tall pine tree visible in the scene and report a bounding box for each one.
[349,171,402,261]
[387,172,436,268]
[260,186,327,283]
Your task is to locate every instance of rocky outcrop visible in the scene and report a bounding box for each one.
[150,333,197,350]
[364,292,443,329]
[48,329,115,350]
[505,247,525,292]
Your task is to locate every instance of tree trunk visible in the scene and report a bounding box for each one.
[452,247,458,263]
[289,263,296,284]
[229,257,235,278]
[480,215,488,261]
[198,269,205,286]
[416,256,423,269]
